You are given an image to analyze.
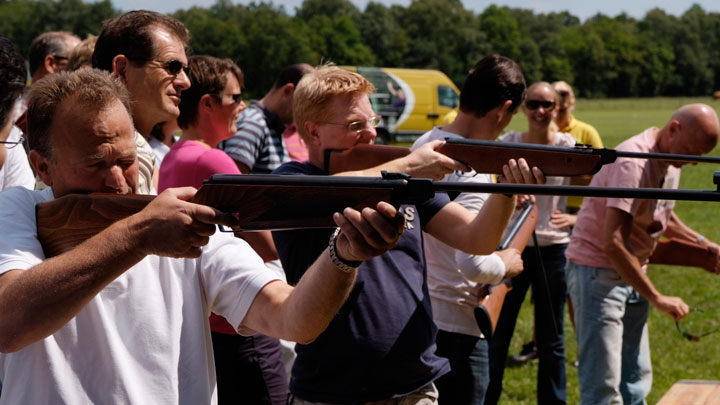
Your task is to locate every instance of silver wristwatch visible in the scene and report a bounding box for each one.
[328,228,361,273]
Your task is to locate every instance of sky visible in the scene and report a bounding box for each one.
[105,0,720,21]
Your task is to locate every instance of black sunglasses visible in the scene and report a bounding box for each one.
[214,93,243,104]
[159,59,190,77]
[525,100,556,110]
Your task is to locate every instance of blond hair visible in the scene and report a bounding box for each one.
[551,80,575,108]
[293,64,376,141]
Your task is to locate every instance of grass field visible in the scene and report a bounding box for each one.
[496,97,720,404]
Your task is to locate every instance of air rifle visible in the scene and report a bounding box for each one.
[325,138,720,176]
[474,200,538,338]
[37,172,720,258]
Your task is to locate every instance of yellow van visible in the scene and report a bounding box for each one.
[342,66,460,144]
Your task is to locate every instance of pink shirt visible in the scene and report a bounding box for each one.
[565,127,680,269]
[158,140,242,335]
[159,140,240,191]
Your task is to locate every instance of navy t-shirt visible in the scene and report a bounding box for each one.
[272,162,451,403]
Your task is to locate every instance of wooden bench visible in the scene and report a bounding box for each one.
[658,380,720,404]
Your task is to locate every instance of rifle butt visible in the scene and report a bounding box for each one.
[475,278,512,338]
[37,194,154,258]
[325,144,410,174]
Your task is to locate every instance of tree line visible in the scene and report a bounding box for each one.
[1,0,719,99]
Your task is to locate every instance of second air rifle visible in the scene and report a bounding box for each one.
[37,172,720,258]
[325,138,720,176]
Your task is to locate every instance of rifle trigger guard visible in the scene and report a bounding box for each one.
[381,171,412,180]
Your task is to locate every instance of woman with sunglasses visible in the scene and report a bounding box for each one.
[486,82,578,405]
[158,56,289,405]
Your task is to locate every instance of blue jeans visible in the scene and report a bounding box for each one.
[486,244,567,405]
[435,330,488,404]
[565,261,651,405]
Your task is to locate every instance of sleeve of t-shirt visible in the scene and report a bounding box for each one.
[604,158,644,216]
[0,187,50,275]
[2,126,35,190]
[199,232,281,335]
[222,110,265,170]
[582,126,603,148]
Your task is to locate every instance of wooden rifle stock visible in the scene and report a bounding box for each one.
[474,201,539,338]
[325,138,720,176]
[649,238,720,274]
[36,174,435,258]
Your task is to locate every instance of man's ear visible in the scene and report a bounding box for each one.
[668,119,682,137]
[282,83,295,98]
[303,121,321,145]
[112,55,129,84]
[28,150,53,187]
[43,55,56,74]
[497,100,514,122]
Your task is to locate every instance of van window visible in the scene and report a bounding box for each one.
[438,86,459,108]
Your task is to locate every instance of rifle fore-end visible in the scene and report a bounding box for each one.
[326,141,606,177]
[475,204,539,338]
[37,194,155,258]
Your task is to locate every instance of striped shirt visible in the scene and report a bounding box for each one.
[221,100,290,174]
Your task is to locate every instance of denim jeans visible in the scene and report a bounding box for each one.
[565,261,652,405]
[435,330,489,404]
[486,244,567,405]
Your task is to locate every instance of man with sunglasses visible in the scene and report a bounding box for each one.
[565,104,720,404]
[93,10,192,194]
[271,64,543,404]
[12,31,81,136]
[222,63,314,175]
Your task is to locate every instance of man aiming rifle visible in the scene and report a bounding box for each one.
[0,67,405,403]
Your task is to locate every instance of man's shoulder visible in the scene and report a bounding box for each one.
[411,127,454,150]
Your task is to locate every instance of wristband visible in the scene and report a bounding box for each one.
[328,228,361,273]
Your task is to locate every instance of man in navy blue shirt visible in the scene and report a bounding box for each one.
[273,65,544,404]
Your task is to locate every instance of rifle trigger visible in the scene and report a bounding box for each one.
[381,171,411,180]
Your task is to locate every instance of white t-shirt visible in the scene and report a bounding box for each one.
[0,126,34,190]
[0,186,280,404]
[499,131,578,246]
[412,128,506,338]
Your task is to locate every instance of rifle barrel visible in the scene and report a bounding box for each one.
[614,150,720,165]
[432,181,720,202]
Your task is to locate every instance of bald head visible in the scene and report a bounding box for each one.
[666,104,720,155]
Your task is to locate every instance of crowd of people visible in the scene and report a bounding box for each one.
[0,10,719,405]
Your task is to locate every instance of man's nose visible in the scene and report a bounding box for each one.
[105,166,127,190]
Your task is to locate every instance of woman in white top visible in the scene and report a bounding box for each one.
[487,82,578,405]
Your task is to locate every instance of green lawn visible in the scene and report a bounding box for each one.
[498,97,720,404]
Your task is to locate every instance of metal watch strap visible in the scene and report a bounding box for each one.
[328,228,361,273]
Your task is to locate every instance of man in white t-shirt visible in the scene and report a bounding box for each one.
[0,68,404,404]
[411,54,529,404]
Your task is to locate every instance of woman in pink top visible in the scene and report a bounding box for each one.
[158,55,289,405]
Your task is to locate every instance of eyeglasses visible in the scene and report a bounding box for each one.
[675,307,720,342]
[525,100,556,111]
[557,90,570,97]
[0,135,24,149]
[321,116,380,134]
[52,55,69,61]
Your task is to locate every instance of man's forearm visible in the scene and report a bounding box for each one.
[0,218,146,352]
[244,248,356,344]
